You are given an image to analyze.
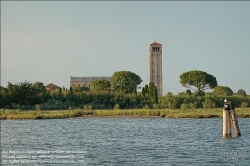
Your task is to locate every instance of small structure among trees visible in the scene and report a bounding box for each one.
[45,83,61,91]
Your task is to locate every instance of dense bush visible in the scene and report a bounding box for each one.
[39,99,68,110]
[180,103,189,110]
[240,102,248,108]
[114,104,120,110]
[84,105,93,110]
[189,102,197,109]
[3,103,35,110]
[202,99,216,109]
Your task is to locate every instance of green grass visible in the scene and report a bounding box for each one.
[94,108,250,118]
[1,108,250,119]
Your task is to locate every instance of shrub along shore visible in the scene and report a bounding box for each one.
[1,108,250,120]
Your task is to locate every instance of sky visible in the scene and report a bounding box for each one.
[1,1,250,95]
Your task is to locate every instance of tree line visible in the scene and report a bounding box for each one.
[0,70,249,110]
[0,82,158,110]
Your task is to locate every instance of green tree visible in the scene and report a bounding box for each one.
[12,81,33,105]
[154,85,158,103]
[148,82,155,100]
[72,86,89,94]
[91,79,111,92]
[213,86,233,96]
[5,81,48,106]
[149,82,158,103]
[144,84,149,94]
[166,92,174,97]
[69,87,73,93]
[177,92,187,97]
[236,89,247,96]
[141,87,145,96]
[180,70,218,96]
[0,86,8,108]
[50,88,65,102]
[141,84,149,97]
[32,82,51,104]
[202,99,216,108]
[7,82,14,105]
[110,71,142,94]
[186,89,192,96]
[160,94,180,109]
[205,92,214,97]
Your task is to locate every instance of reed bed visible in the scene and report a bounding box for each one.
[93,108,250,118]
[1,108,250,120]
[0,109,83,120]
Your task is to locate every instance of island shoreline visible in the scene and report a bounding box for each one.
[1,108,250,120]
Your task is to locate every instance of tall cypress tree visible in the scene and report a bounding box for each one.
[69,87,73,93]
[148,82,155,102]
[154,85,158,103]
[145,84,149,94]
[142,87,145,96]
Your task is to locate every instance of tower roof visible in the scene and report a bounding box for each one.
[150,42,161,45]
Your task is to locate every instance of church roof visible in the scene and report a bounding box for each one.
[45,83,60,91]
[70,76,111,82]
[150,42,161,45]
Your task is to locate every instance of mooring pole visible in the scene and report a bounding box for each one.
[223,104,231,138]
[230,103,241,137]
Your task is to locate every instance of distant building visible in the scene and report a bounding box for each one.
[148,42,163,96]
[45,83,61,91]
[70,76,111,89]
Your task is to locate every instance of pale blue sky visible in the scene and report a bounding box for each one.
[1,1,250,95]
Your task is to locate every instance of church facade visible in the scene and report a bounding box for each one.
[70,76,111,88]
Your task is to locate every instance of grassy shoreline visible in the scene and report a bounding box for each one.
[1,108,250,120]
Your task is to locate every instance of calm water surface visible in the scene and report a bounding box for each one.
[1,118,249,166]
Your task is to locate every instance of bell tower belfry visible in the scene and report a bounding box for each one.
[148,42,163,96]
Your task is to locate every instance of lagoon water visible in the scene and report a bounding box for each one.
[1,118,249,166]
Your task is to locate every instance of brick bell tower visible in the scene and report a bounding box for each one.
[148,42,162,96]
